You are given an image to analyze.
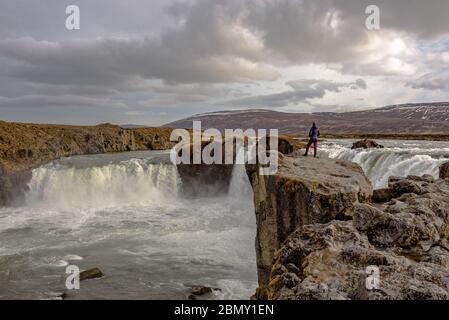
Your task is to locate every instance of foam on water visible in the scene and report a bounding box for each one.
[320,140,449,188]
[0,150,257,299]
[26,159,179,210]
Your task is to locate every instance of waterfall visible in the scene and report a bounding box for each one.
[229,164,253,200]
[1,150,257,300]
[25,158,180,210]
[321,140,449,189]
[228,147,254,200]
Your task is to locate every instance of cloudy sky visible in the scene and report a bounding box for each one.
[1,0,449,126]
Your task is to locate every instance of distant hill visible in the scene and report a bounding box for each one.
[164,103,449,135]
[120,124,149,129]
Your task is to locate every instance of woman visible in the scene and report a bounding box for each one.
[303,122,320,158]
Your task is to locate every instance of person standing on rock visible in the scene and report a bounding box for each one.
[303,122,320,158]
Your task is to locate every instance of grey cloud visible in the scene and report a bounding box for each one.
[354,79,367,89]
[286,79,367,92]
[138,83,233,108]
[407,69,449,90]
[1,0,449,125]
[244,0,449,64]
[0,36,278,87]
[224,79,367,108]
[373,0,449,39]
[0,0,171,40]
[148,84,231,98]
[4,0,449,93]
[0,94,127,109]
[0,0,279,88]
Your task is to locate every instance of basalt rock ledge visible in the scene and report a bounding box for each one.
[249,155,449,300]
[245,154,373,297]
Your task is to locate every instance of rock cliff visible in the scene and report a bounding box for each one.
[176,136,305,197]
[245,155,373,295]
[254,164,449,300]
[0,121,174,205]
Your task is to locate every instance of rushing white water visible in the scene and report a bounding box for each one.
[320,139,449,189]
[0,150,257,300]
[26,160,179,210]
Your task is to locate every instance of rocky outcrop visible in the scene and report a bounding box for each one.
[262,174,449,300]
[0,121,175,205]
[371,175,436,204]
[188,286,221,300]
[80,267,104,281]
[177,163,235,197]
[351,139,384,150]
[440,162,449,179]
[177,136,304,197]
[278,135,306,155]
[372,188,394,203]
[246,155,372,296]
[0,169,32,206]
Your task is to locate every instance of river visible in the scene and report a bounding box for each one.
[0,150,257,299]
[1,139,448,299]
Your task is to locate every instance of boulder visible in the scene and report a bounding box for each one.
[354,203,440,249]
[278,136,306,154]
[388,178,427,197]
[188,286,221,300]
[246,155,372,292]
[351,139,384,150]
[372,188,394,203]
[407,174,435,183]
[440,162,449,179]
[79,267,104,281]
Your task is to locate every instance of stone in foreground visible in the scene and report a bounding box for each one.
[351,139,384,149]
[80,267,104,281]
[188,286,221,300]
[246,155,372,292]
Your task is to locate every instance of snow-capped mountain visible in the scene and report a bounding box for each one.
[356,103,449,121]
[164,103,449,135]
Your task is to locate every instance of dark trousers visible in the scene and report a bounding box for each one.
[305,139,318,157]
